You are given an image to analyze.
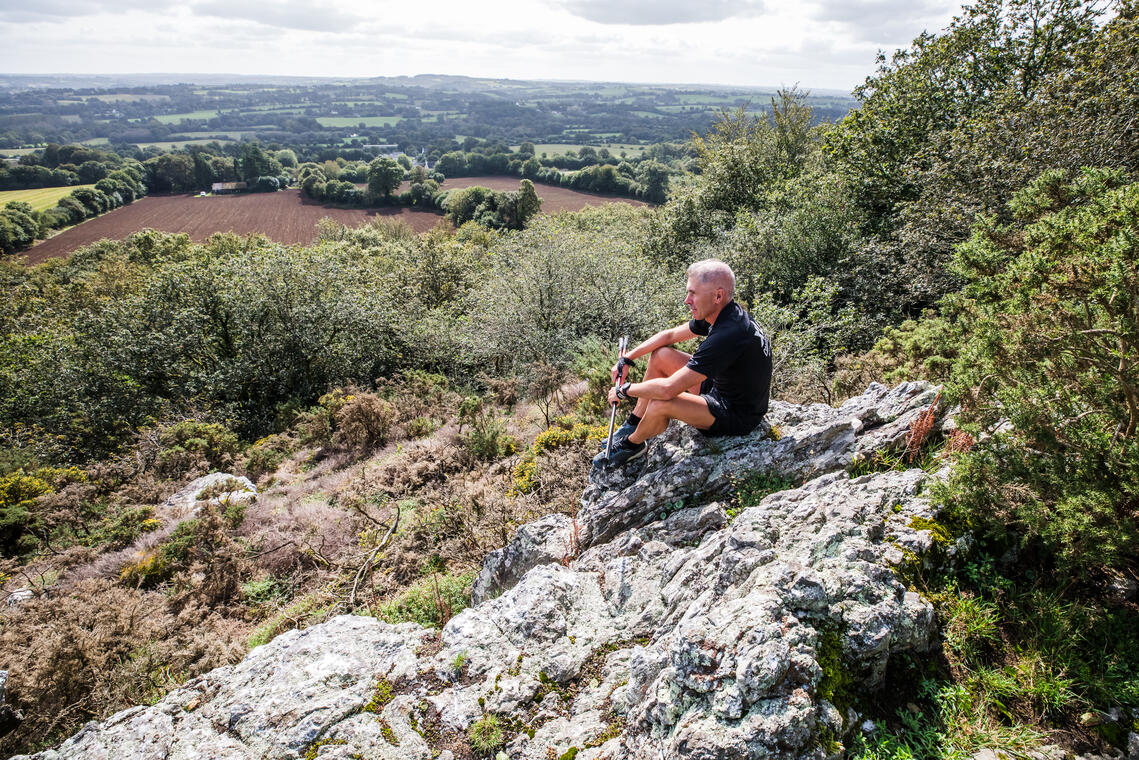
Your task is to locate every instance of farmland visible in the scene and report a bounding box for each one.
[0,184,96,211]
[524,143,647,158]
[0,74,857,156]
[22,179,645,265]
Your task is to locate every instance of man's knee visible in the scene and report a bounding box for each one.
[643,398,676,419]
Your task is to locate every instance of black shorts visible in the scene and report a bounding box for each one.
[698,378,763,437]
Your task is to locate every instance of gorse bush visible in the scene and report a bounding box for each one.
[939,168,1139,578]
[155,421,240,477]
[334,393,396,452]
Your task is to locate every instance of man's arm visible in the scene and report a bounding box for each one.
[612,323,696,382]
[624,366,706,401]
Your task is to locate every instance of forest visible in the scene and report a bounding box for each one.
[0,0,1137,757]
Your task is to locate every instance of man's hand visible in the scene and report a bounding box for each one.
[610,356,636,384]
[607,385,620,406]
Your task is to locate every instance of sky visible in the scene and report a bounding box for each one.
[0,0,964,92]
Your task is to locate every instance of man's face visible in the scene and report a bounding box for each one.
[685,276,723,321]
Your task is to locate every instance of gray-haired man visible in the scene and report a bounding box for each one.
[595,259,772,469]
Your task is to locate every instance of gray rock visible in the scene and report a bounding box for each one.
[159,472,257,522]
[1128,730,1139,760]
[15,616,430,760]
[580,381,940,549]
[6,588,34,607]
[472,513,576,604]
[24,382,952,760]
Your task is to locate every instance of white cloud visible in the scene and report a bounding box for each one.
[809,0,958,43]
[557,0,766,25]
[190,0,367,33]
[0,0,965,90]
[0,0,174,21]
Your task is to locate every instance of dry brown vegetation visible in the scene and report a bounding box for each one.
[0,371,596,756]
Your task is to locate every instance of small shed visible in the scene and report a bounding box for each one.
[211,181,247,194]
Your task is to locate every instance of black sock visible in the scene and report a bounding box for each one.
[625,413,641,427]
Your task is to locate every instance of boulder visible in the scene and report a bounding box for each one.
[158,472,257,522]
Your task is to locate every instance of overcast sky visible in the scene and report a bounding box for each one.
[0,0,963,91]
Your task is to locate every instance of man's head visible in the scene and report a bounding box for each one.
[684,259,735,322]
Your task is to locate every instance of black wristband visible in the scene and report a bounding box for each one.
[617,356,636,372]
[616,381,633,400]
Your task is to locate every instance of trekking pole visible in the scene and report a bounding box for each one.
[605,335,629,458]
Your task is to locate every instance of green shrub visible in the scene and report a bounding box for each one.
[0,471,53,555]
[373,570,475,629]
[940,168,1139,578]
[241,576,284,605]
[155,421,239,477]
[457,397,518,462]
[244,434,291,480]
[468,714,505,754]
[405,417,437,438]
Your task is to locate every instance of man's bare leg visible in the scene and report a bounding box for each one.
[628,393,715,444]
[631,347,703,418]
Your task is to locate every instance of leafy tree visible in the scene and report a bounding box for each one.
[367,157,403,201]
[635,160,670,203]
[465,205,671,372]
[521,157,541,179]
[238,142,273,183]
[515,180,542,228]
[827,0,1101,231]
[646,88,819,268]
[275,149,297,168]
[192,151,216,190]
[145,154,195,193]
[824,0,1105,321]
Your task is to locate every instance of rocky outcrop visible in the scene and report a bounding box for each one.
[159,472,257,522]
[19,382,948,760]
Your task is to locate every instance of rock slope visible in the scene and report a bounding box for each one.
[20,382,948,760]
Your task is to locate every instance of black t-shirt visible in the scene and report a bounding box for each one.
[687,300,772,419]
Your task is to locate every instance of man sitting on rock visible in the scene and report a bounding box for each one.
[594,259,773,469]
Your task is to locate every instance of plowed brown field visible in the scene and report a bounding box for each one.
[21,178,645,265]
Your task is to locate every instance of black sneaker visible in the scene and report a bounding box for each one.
[597,421,636,455]
[599,438,647,469]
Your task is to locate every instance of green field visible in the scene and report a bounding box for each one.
[176,130,251,140]
[0,184,96,212]
[81,137,110,145]
[133,139,235,150]
[525,143,646,157]
[88,93,169,103]
[0,147,42,156]
[154,110,223,124]
[316,116,401,127]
